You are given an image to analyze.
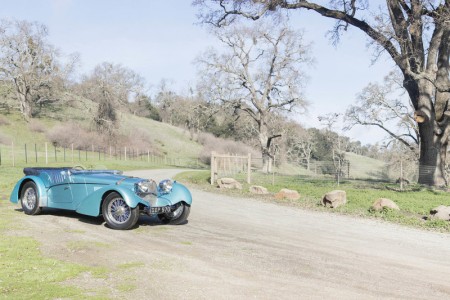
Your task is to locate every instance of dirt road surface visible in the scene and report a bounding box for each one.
[7,169,450,299]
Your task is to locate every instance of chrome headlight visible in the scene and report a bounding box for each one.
[159,179,173,194]
[135,180,157,195]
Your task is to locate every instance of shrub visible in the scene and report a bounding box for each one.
[46,122,103,149]
[0,116,10,126]
[28,119,47,133]
[0,132,11,144]
[197,132,257,165]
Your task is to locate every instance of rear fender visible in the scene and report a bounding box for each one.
[76,187,150,217]
[10,176,49,207]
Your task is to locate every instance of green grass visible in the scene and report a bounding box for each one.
[0,236,89,299]
[175,170,450,231]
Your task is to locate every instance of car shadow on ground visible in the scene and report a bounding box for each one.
[15,207,104,226]
[14,208,187,229]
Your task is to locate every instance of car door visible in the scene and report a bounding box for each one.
[46,170,74,209]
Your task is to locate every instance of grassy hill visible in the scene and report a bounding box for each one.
[0,100,204,164]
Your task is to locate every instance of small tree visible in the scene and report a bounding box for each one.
[81,62,145,135]
[319,113,347,185]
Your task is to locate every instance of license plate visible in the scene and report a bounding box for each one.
[150,206,171,214]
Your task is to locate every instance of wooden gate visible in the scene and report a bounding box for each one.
[210,152,252,185]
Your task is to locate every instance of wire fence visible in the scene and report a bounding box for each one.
[213,154,421,187]
[0,142,203,169]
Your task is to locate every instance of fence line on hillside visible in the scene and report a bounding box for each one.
[0,142,202,169]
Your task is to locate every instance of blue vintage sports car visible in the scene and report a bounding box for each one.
[10,166,192,230]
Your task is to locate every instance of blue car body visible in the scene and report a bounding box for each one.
[10,167,192,228]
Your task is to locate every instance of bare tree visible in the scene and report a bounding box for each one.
[196,0,450,186]
[0,19,73,120]
[196,22,311,172]
[319,113,347,185]
[346,71,419,156]
[81,62,145,135]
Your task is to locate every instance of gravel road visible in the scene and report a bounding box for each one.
[9,169,450,299]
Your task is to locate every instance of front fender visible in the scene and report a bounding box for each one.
[157,182,192,207]
[10,176,49,207]
[75,186,150,217]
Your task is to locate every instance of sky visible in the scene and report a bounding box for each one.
[0,0,396,145]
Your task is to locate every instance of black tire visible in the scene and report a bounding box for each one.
[158,202,190,225]
[102,192,139,230]
[20,181,42,215]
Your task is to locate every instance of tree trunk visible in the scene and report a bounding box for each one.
[417,123,446,186]
[407,78,447,186]
[17,92,32,121]
[258,120,271,173]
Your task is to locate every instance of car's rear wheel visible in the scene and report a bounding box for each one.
[158,202,190,225]
[20,181,42,215]
[102,192,139,230]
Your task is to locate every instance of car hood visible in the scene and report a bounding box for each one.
[71,171,144,187]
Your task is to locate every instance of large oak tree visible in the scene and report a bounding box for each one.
[196,22,311,172]
[196,0,450,186]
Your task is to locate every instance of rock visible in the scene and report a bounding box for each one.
[322,190,347,208]
[372,198,400,211]
[249,185,269,195]
[430,205,450,221]
[275,188,300,200]
[217,178,242,190]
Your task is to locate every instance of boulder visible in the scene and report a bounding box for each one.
[322,190,347,208]
[372,198,400,211]
[217,178,242,190]
[249,185,269,195]
[275,188,300,201]
[430,205,450,221]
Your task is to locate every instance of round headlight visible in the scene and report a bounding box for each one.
[159,179,173,193]
[136,180,157,195]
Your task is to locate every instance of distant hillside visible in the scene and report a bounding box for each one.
[0,95,252,163]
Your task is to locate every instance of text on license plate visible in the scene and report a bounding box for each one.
[150,206,171,214]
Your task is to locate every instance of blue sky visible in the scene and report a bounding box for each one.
[0,0,395,145]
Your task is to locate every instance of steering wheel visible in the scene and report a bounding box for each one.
[72,165,86,171]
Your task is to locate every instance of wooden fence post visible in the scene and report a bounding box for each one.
[45,142,48,164]
[12,141,15,167]
[247,153,251,184]
[210,152,216,185]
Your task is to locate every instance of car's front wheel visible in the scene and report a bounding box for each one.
[102,192,139,230]
[158,202,190,225]
[20,181,42,215]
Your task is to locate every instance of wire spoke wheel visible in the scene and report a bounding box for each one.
[23,187,37,210]
[108,198,131,224]
[20,181,41,215]
[158,202,190,225]
[102,192,139,230]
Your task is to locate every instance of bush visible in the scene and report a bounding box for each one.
[28,119,47,133]
[0,132,11,145]
[47,122,103,149]
[0,116,10,126]
[46,122,161,156]
[197,132,257,165]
